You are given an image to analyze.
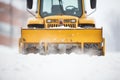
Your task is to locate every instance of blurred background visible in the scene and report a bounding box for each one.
[0,0,28,46]
[0,0,120,52]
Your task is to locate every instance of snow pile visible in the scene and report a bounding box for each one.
[0,46,120,80]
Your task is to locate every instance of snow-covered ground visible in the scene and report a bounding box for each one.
[0,46,120,80]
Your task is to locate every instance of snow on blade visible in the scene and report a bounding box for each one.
[0,46,120,80]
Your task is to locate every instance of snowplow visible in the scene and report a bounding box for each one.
[19,0,105,55]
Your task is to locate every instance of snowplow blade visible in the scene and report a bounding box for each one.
[19,28,105,55]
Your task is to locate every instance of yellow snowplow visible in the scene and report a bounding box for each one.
[19,0,105,55]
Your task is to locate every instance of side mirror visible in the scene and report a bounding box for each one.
[27,0,33,9]
[90,0,96,9]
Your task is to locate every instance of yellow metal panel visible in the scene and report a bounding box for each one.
[28,18,44,25]
[21,28,103,43]
[79,18,95,25]
[81,0,86,18]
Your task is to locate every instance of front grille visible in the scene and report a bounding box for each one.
[48,24,58,27]
[63,24,76,28]
[47,23,76,28]
[46,18,77,28]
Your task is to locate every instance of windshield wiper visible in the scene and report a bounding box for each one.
[58,0,64,15]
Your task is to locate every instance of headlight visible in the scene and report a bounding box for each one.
[71,19,76,23]
[46,19,52,23]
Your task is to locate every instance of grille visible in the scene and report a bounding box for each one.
[46,18,77,28]
[47,23,76,28]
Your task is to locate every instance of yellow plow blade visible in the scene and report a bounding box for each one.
[19,28,105,55]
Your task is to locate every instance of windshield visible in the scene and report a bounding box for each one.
[40,0,82,17]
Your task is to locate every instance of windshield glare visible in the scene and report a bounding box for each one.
[40,0,82,17]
